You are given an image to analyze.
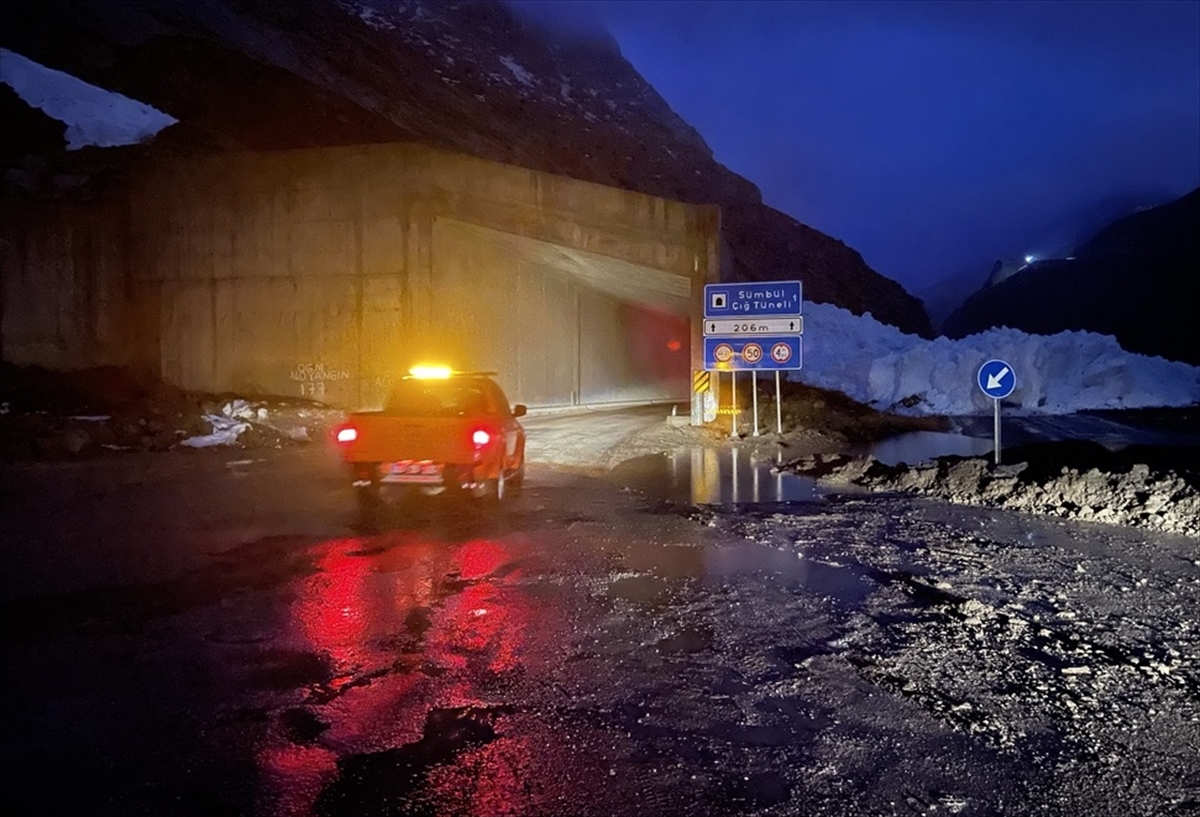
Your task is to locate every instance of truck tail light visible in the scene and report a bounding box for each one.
[471,428,492,448]
[336,425,358,443]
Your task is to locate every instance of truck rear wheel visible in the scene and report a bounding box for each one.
[356,483,381,512]
[507,464,525,496]
[483,470,506,505]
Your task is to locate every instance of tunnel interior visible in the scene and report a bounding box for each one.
[425,219,692,408]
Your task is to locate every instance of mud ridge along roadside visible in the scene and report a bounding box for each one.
[781,440,1200,539]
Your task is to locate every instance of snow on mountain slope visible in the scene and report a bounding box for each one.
[0,48,176,149]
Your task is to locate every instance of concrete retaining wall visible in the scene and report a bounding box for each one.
[1,196,149,370]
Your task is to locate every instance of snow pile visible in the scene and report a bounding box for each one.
[0,48,177,150]
[180,401,255,448]
[181,400,318,448]
[795,302,1200,415]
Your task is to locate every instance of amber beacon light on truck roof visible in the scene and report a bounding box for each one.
[405,365,498,379]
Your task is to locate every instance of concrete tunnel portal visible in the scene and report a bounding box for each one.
[120,143,721,412]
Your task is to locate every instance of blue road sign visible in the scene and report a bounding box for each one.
[704,281,802,319]
[705,335,802,371]
[977,359,1016,400]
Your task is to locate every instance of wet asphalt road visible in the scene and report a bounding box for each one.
[1,432,1198,816]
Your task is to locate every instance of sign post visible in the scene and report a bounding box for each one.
[976,359,1016,465]
[730,371,738,438]
[752,371,760,436]
[703,281,804,436]
[775,371,782,435]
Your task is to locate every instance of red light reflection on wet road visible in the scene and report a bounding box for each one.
[257,531,543,816]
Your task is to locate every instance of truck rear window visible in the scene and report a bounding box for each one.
[385,379,491,417]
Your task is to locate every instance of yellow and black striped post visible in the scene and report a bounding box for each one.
[691,369,717,426]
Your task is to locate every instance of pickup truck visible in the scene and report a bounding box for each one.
[334,367,527,511]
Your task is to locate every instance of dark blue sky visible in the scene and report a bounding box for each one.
[508,0,1200,295]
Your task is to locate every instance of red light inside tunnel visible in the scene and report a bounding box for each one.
[336,426,358,443]
[667,339,682,352]
[471,428,492,448]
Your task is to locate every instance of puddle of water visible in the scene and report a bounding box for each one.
[610,448,877,608]
[655,625,713,654]
[314,706,502,812]
[612,447,821,505]
[704,541,875,608]
[859,431,994,467]
[609,574,670,604]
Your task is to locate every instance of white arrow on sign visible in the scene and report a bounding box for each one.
[704,317,803,336]
[986,366,1010,390]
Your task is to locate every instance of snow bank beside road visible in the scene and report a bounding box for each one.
[795,302,1200,416]
[181,399,320,448]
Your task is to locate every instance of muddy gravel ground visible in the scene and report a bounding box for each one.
[2,418,1199,816]
[702,493,1200,815]
[780,439,1200,538]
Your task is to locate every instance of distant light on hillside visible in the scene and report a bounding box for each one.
[1024,254,1035,264]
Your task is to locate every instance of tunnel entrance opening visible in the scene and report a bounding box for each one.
[430,219,691,409]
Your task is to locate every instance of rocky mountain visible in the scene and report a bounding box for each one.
[942,187,1200,365]
[0,84,67,168]
[990,191,1181,281]
[918,191,1180,332]
[1,0,932,337]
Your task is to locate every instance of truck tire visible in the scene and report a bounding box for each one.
[356,483,381,513]
[507,464,525,496]
[483,469,506,505]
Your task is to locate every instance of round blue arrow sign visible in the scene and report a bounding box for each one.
[977,359,1016,400]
